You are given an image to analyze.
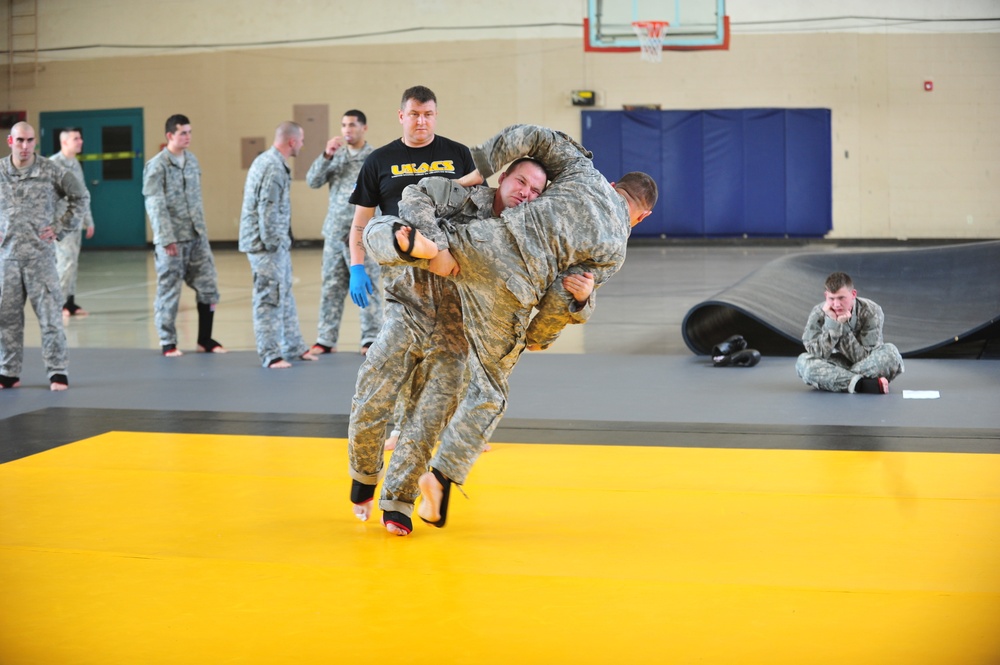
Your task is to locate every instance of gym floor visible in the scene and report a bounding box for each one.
[2,244,998,664]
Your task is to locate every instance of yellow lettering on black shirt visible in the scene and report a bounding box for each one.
[391,160,457,177]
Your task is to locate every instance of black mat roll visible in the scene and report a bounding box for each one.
[682,240,1000,358]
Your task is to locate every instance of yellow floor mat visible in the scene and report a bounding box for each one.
[2,431,999,664]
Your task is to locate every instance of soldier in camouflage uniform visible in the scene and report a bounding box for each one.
[0,122,88,390]
[347,85,477,452]
[348,158,556,535]
[50,128,95,317]
[239,121,317,369]
[142,114,224,356]
[796,271,903,394]
[361,124,657,531]
[305,110,381,355]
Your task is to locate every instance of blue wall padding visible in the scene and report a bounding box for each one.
[661,111,704,237]
[785,109,833,236]
[581,108,832,238]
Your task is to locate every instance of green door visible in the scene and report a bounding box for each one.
[39,108,146,248]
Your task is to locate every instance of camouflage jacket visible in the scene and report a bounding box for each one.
[305,143,373,242]
[239,147,292,254]
[142,149,208,246]
[398,175,596,349]
[802,296,885,364]
[468,124,630,304]
[49,152,94,231]
[0,154,87,260]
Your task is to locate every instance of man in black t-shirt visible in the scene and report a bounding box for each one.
[345,85,475,466]
[347,85,474,306]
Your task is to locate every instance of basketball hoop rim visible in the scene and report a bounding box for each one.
[632,20,670,37]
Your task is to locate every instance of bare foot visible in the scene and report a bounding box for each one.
[198,343,227,354]
[396,225,439,259]
[268,359,292,369]
[164,348,183,358]
[0,379,21,390]
[50,382,68,392]
[299,351,319,362]
[353,500,372,522]
[417,471,444,524]
[310,343,336,355]
[384,429,401,452]
[382,515,411,537]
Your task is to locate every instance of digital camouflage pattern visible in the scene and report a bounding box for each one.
[315,240,382,348]
[347,183,496,515]
[50,151,94,299]
[412,124,628,485]
[142,148,221,346]
[245,248,309,366]
[239,147,293,254]
[0,154,87,379]
[142,149,209,245]
[305,144,382,347]
[796,296,904,392]
[359,123,622,492]
[240,147,308,366]
[152,237,220,346]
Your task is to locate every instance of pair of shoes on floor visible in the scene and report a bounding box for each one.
[711,334,761,367]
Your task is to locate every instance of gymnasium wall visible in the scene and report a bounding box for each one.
[0,2,998,241]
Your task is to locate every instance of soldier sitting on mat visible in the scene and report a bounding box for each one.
[795,271,903,394]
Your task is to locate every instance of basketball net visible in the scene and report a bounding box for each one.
[632,20,669,63]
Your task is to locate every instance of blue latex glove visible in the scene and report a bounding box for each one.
[349,264,373,308]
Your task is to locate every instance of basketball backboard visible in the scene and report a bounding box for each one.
[585,0,728,52]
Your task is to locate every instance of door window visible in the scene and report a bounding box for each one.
[102,125,133,181]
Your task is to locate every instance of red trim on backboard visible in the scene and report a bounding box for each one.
[584,15,730,52]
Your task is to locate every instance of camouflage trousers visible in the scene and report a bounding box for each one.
[0,257,68,379]
[347,291,468,517]
[55,228,84,298]
[153,236,220,346]
[246,248,308,367]
[796,344,904,393]
[364,215,532,487]
[316,237,383,348]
